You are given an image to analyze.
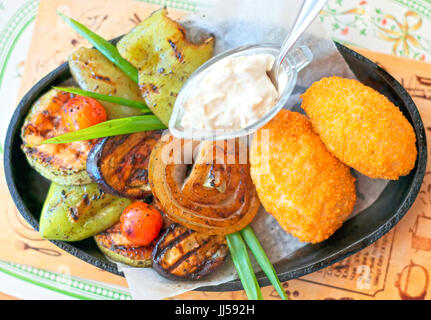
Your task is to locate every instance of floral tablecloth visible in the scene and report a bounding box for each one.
[0,0,430,300]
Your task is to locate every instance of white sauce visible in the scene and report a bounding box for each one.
[180,54,280,130]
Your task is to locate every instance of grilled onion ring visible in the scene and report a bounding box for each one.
[148,134,260,235]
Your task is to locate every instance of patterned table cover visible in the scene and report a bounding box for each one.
[0,0,430,300]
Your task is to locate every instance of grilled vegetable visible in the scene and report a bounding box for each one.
[149,135,261,235]
[86,131,162,199]
[117,8,215,126]
[39,183,131,241]
[21,88,94,185]
[62,95,107,131]
[53,87,150,112]
[152,223,228,280]
[120,202,163,246]
[94,222,154,267]
[69,47,144,120]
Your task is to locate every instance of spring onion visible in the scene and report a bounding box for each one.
[58,12,139,83]
[241,226,288,300]
[38,115,166,145]
[53,87,150,112]
[226,232,263,300]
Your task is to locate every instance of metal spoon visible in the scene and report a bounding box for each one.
[268,0,328,91]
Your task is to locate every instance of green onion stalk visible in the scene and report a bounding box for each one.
[53,87,150,112]
[58,12,139,83]
[39,115,166,145]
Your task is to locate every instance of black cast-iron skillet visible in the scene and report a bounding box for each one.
[4,42,427,291]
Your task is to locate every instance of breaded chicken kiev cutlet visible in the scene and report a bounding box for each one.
[301,77,417,180]
[250,110,356,244]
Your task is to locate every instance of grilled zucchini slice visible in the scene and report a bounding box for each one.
[69,47,144,120]
[39,183,131,241]
[152,224,228,280]
[21,88,93,185]
[117,8,214,126]
[94,222,154,267]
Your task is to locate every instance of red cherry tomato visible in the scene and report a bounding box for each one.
[62,96,107,131]
[120,202,163,246]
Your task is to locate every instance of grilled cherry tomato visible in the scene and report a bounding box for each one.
[62,96,107,131]
[120,201,163,246]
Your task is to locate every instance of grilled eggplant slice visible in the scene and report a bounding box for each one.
[21,88,93,185]
[152,224,228,280]
[87,131,162,199]
[117,8,214,126]
[69,47,144,120]
[39,183,131,241]
[94,222,154,267]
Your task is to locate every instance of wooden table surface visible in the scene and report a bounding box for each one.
[0,292,18,300]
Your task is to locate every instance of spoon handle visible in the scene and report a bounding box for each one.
[274,0,328,72]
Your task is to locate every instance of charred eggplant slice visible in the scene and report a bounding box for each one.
[87,131,162,199]
[94,222,154,267]
[152,224,228,280]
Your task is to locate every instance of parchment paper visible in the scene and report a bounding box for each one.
[120,0,389,300]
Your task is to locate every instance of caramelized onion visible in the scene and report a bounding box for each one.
[148,135,260,235]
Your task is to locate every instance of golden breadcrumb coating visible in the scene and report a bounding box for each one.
[301,76,417,180]
[250,110,356,243]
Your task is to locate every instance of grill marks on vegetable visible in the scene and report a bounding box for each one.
[168,39,183,62]
[141,83,160,95]
[149,137,261,235]
[87,131,162,199]
[21,89,93,185]
[67,191,103,222]
[39,183,131,241]
[94,222,154,267]
[69,207,80,222]
[91,74,112,83]
[152,224,228,280]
